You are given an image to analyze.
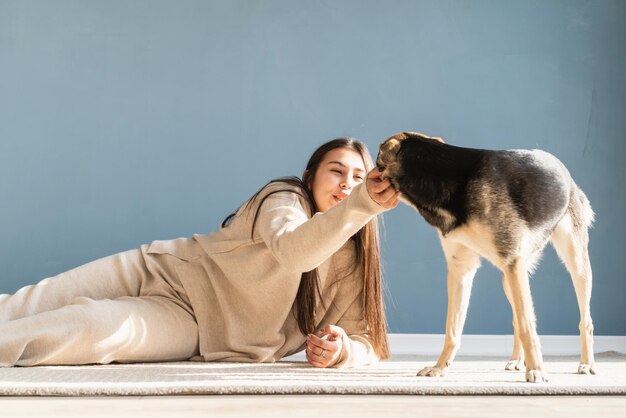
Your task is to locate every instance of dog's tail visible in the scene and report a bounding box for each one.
[569,185,595,231]
[553,155,594,231]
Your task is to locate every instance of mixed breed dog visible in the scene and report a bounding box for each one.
[376,132,595,383]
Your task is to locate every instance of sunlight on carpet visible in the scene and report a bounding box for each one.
[0,352,624,396]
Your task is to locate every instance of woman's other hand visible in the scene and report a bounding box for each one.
[366,168,400,209]
[306,325,345,368]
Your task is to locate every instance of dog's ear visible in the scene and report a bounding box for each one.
[404,131,446,144]
[380,137,402,156]
[378,136,404,168]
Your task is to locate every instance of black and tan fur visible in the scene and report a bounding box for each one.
[378,132,595,383]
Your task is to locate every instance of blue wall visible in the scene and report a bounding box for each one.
[1,0,624,336]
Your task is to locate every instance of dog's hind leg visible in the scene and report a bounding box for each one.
[502,275,524,371]
[503,258,548,383]
[417,240,480,377]
[551,211,596,375]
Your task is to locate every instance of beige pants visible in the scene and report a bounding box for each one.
[0,245,200,366]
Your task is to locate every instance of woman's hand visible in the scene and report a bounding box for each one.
[306,325,346,368]
[366,168,400,209]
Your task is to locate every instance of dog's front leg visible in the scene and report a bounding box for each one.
[504,259,548,383]
[502,275,525,371]
[418,242,480,377]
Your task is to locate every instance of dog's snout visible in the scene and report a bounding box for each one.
[375,154,385,169]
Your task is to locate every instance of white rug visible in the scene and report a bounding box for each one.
[1,352,624,396]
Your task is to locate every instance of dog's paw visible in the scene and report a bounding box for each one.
[417,366,446,377]
[505,358,524,371]
[525,369,549,383]
[577,363,596,375]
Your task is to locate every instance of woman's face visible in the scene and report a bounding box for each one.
[309,147,367,212]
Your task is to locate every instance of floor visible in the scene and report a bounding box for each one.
[1,395,625,418]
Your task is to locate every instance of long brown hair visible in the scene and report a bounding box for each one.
[222,138,390,360]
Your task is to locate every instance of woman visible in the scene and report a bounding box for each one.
[0,138,399,368]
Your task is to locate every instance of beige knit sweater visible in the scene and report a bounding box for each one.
[145,180,388,368]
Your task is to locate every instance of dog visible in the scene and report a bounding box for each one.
[377,132,595,383]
